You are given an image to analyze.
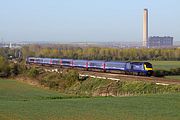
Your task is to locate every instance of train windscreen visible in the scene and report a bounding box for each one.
[145,63,152,68]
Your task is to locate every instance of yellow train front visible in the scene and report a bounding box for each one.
[143,62,153,76]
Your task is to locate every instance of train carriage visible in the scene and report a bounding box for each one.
[27,57,43,64]
[73,60,88,68]
[105,61,126,71]
[88,60,105,70]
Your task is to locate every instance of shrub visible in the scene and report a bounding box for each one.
[153,70,165,77]
[9,63,19,76]
[63,70,79,87]
[170,68,180,75]
[0,56,10,77]
[39,70,80,91]
[27,68,39,78]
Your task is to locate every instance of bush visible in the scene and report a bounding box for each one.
[39,71,79,91]
[153,70,165,77]
[63,70,79,87]
[0,56,10,77]
[27,68,39,78]
[153,68,180,77]
[9,63,19,76]
[170,68,180,75]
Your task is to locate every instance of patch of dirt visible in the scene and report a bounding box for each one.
[13,75,47,89]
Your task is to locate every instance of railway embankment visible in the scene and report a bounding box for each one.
[15,68,180,97]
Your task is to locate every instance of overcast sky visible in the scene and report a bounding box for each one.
[0,0,179,43]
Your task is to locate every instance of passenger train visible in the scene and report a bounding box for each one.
[26,57,153,76]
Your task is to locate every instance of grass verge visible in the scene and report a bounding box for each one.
[150,61,180,70]
[165,75,180,80]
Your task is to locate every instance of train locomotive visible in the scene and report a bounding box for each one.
[26,57,153,76]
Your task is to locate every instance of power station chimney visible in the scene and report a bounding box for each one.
[143,9,148,47]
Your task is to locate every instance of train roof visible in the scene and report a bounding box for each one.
[131,62,152,64]
[51,58,60,60]
[89,60,105,62]
[61,59,73,61]
[73,59,88,61]
[106,61,127,63]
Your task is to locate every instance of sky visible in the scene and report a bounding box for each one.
[0,0,180,43]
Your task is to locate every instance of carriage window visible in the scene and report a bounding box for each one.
[52,60,59,64]
[44,60,50,63]
[29,59,34,62]
[90,63,95,66]
[90,62,102,66]
[62,61,71,64]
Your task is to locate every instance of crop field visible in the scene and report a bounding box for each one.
[0,79,180,120]
[149,61,180,70]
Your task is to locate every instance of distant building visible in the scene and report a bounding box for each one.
[148,36,173,48]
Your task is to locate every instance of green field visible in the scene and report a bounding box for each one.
[165,75,180,80]
[149,61,180,70]
[0,79,180,120]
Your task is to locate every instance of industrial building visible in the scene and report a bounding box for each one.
[148,36,173,48]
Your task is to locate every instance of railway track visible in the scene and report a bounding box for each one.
[27,64,180,85]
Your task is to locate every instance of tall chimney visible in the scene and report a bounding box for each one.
[143,9,148,47]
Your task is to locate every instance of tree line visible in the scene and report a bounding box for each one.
[21,45,180,61]
[0,45,179,77]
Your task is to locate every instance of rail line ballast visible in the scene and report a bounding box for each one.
[26,57,153,76]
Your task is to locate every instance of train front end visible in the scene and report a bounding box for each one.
[144,62,153,76]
